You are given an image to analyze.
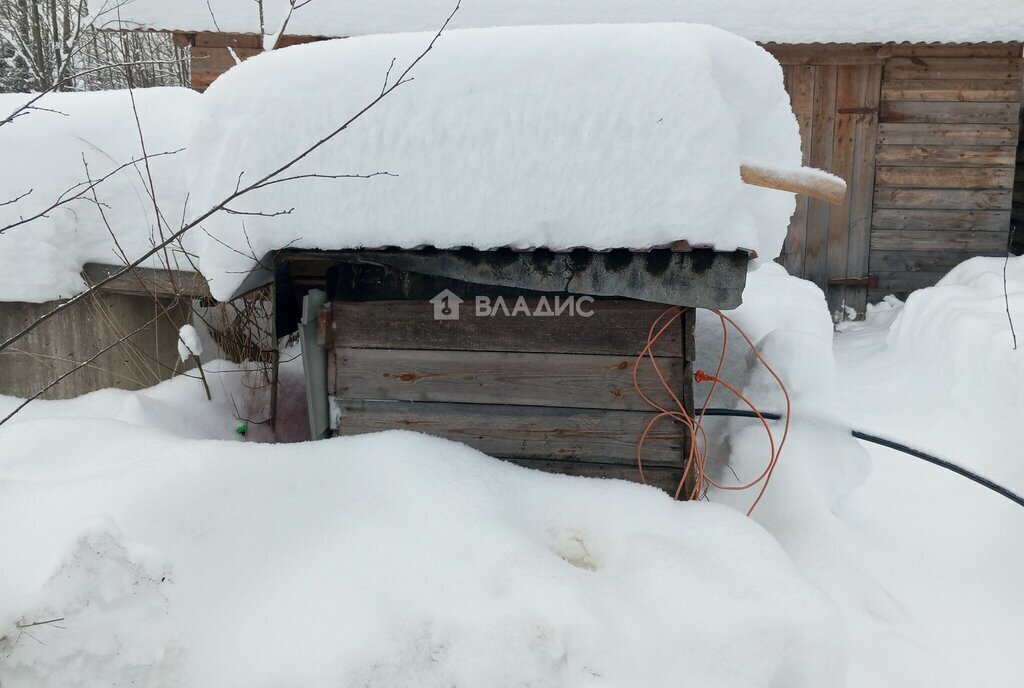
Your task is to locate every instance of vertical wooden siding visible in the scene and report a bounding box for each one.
[1014,89,1024,254]
[870,44,1023,301]
[775,52,882,317]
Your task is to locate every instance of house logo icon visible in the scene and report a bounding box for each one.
[430,289,464,320]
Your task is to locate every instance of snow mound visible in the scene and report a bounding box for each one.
[0,389,843,686]
[0,88,198,303]
[187,23,801,300]
[887,255,1024,412]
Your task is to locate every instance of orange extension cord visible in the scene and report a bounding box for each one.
[632,307,791,516]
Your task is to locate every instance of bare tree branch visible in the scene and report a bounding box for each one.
[0,149,184,236]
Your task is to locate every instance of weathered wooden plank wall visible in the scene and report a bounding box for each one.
[771,43,1023,310]
[871,44,1023,301]
[325,295,696,494]
[1014,82,1024,254]
[772,46,882,317]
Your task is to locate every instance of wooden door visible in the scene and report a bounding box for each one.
[778,60,882,319]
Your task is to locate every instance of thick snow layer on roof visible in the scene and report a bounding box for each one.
[0,88,197,303]
[188,23,801,300]
[90,0,1024,44]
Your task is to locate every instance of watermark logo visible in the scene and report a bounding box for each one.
[431,290,593,320]
[430,289,464,320]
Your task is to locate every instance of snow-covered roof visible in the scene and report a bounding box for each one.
[90,0,1024,44]
[0,88,198,303]
[186,23,801,301]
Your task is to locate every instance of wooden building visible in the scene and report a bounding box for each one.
[153,26,1024,316]
[766,43,1024,312]
[237,245,751,494]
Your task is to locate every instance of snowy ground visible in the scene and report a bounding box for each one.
[2,257,1021,686]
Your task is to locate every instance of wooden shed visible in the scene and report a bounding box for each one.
[107,10,1024,317]
[237,245,751,495]
[764,42,1023,313]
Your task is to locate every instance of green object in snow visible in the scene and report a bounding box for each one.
[235,423,247,436]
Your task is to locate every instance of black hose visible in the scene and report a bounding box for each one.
[699,407,1024,511]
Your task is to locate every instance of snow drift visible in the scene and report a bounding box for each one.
[0,88,198,303]
[187,23,802,300]
[0,375,843,686]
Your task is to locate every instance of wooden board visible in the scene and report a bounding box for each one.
[778,61,882,317]
[501,458,683,493]
[877,123,1019,146]
[333,348,687,412]
[779,65,815,278]
[874,166,1016,189]
[870,230,1010,251]
[871,208,1011,231]
[333,399,688,468]
[872,187,1013,210]
[881,79,1022,102]
[331,299,685,357]
[868,50,1020,303]
[875,145,1016,168]
[879,101,1019,124]
[880,44,1022,59]
[884,58,1022,81]
[193,32,327,48]
[803,65,839,294]
[763,43,883,65]
[871,270,952,295]
[870,249,995,272]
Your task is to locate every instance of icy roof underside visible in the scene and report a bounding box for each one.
[89,0,1024,44]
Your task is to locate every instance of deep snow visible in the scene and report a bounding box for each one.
[2,258,1022,686]
[0,89,198,303]
[89,0,1024,44]
[0,368,841,687]
[187,23,800,300]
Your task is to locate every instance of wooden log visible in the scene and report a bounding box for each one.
[335,348,687,412]
[871,208,1011,231]
[874,166,1016,189]
[333,399,688,467]
[332,299,685,357]
[740,164,847,205]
